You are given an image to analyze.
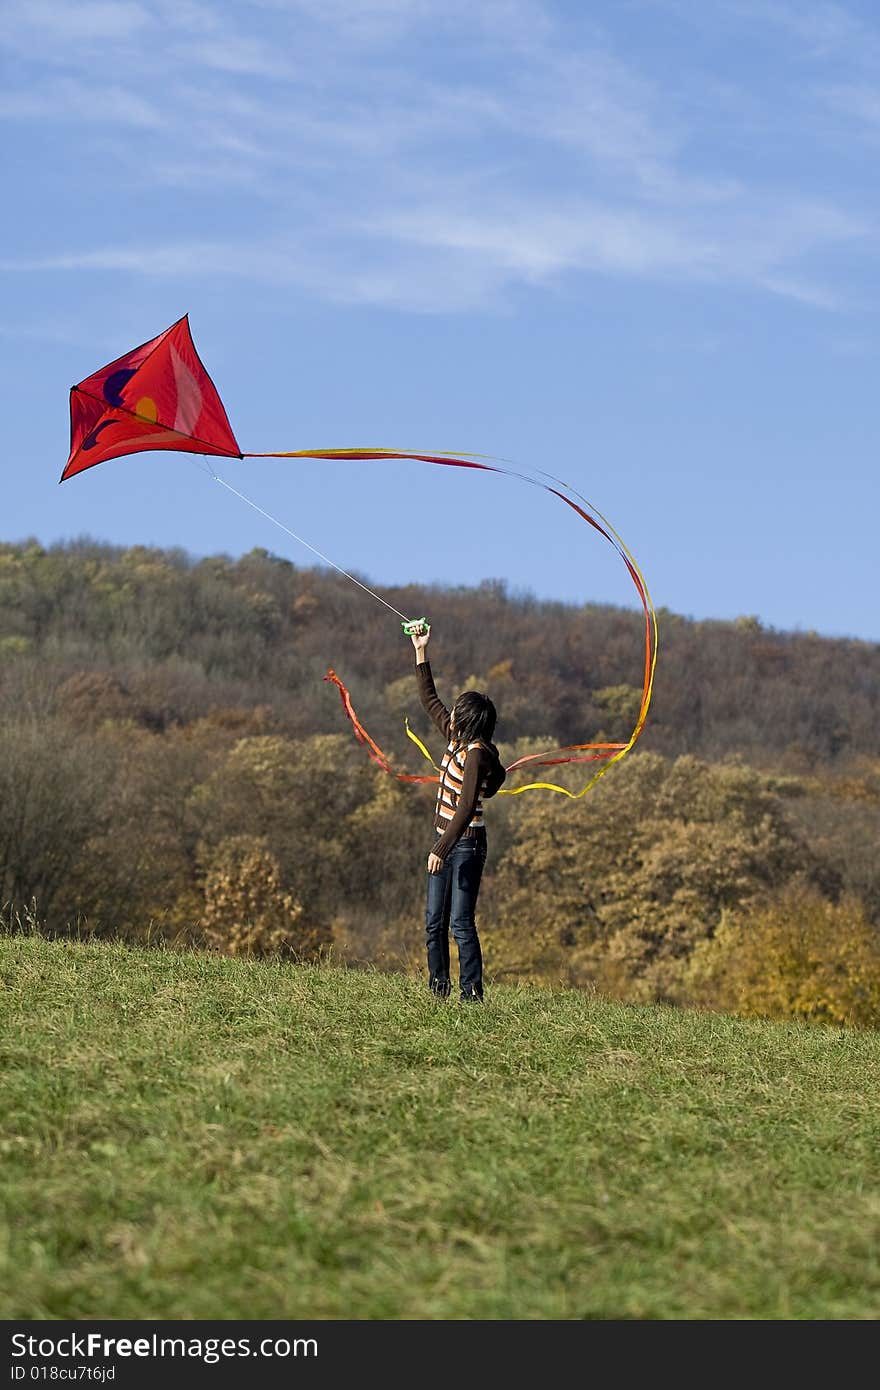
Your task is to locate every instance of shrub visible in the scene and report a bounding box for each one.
[685,886,880,1028]
[200,835,327,958]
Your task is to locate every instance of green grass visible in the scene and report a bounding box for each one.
[2,937,879,1320]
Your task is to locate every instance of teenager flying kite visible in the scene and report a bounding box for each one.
[408,622,506,1002]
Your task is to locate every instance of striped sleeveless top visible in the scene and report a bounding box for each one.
[434,741,486,835]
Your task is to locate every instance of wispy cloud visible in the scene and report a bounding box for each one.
[1,179,860,313]
[0,79,165,128]
[820,80,880,131]
[0,0,875,314]
[0,239,503,313]
[367,191,860,304]
[658,0,878,59]
[175,36,298,78]
[721,0,874,56]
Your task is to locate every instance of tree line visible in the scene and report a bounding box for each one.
[1,539,878,1026]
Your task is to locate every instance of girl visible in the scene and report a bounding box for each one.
[409,622,506,1001]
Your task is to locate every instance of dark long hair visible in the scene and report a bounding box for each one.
[451,690,497,746]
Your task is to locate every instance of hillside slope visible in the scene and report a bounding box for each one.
[2,938,878,1319]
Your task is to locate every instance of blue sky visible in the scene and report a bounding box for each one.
[2,0,878,640]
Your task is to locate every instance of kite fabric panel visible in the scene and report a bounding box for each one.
[63,315,242,481]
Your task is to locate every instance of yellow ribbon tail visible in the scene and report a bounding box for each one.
[405,717,440,770]
[498,743,636,798]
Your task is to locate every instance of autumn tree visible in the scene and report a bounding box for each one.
[200,834,326,957]
[0,715,118,926]
[685,886,880,1027]
[188,732,374,923]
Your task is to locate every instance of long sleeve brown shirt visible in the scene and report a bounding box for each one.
[416,660,506,860]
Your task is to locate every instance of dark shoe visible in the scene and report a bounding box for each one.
[430,977,451,999]
[460,986,483,1003]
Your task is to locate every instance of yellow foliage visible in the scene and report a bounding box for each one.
[383,674,420,726]
[686,886,880,1027]
[201,835,328,958]
[593,684,642,736]
[0,636,32,657]
[487,659,513,683]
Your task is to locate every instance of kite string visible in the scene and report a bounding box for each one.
[194,450,657,799]
[200,460,410,622]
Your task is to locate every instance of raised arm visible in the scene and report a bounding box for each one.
[410,622,451,740]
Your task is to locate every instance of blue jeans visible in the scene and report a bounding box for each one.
[425,829,487,1000]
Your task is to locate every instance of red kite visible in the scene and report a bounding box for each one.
[64,315,241,481]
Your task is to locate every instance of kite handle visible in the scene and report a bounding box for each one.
[401,617,430,636]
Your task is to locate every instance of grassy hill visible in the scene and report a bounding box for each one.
[2,937,879,1320]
